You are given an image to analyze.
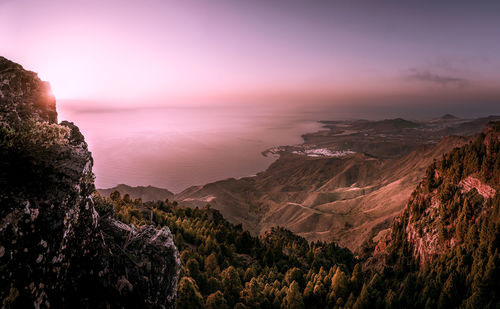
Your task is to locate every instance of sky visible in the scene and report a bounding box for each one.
[1,0,500,114]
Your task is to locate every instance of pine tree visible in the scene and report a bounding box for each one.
[330,268,349,300]
[177,277,204,309]
[283,281,304,309]
[221,266,243,306]
[206,291,229,309]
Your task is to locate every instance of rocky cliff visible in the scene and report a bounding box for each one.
[361,122,500,307]
[0,56,180,308]
[400,122,498,266]
[369,121,500,271]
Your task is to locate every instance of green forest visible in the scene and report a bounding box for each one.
[95,193,359,309]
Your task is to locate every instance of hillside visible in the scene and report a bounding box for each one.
[99,196,358,308]
[366,121,500,308]
[175,116,499,252]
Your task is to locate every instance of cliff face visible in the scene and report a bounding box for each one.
[0,56,180,308]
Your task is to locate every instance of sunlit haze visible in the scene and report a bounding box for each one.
[1,0,500,109]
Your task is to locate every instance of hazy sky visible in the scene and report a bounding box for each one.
[1,0,500,113]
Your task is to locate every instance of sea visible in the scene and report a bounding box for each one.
[58,103,328,193]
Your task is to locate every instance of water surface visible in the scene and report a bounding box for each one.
[58,103,323,192]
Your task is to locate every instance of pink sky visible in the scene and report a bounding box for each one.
[1,0,500,112]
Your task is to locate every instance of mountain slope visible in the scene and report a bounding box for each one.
[176,134,471,252]
[366,121,500,308]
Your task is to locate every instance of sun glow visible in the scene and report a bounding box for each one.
[38,57,94,100]
[43,74,76,100]
[1,0,498,108]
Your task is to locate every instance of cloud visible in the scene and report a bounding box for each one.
[406,69,469,88]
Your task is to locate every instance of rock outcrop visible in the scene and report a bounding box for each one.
[0,56,180,308]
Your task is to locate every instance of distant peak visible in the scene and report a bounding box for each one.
[440,114,458,120]
[115,184,131,188]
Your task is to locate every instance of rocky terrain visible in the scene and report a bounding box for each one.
[388,121,499,266]
[0,56,180,308]
[361,121,500,308]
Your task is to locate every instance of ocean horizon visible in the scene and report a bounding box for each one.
[58,102,325,192]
